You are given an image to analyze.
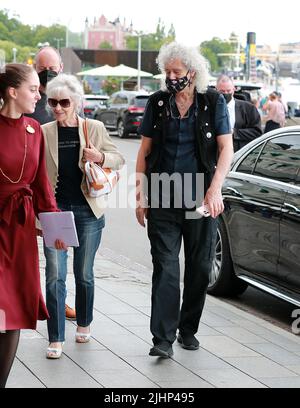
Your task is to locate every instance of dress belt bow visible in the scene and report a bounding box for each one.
[1,187,33,226]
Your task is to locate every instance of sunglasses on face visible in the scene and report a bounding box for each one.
[48,98,71,108]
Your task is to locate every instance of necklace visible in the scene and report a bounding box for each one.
[176,96,193,110]
[0,125,28,184]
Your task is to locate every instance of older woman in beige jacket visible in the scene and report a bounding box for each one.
[41,74,125,359]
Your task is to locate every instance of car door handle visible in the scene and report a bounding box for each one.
[225,187,243,198]
[283,203,300,213]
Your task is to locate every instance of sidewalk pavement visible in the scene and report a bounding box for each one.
[7,240,300,389]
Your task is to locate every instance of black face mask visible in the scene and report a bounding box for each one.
[222,93,233,104]
[38,70,58,87]
[165,71,190,94]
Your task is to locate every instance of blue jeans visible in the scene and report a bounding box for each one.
[44,203,105,342]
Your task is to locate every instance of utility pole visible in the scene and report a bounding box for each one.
[137,35,142,91]
[12,48,17,63]
[54,38,64,51]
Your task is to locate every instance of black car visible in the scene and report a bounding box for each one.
[83,94,109,119]
[209,126,300,306]
[94,91,149,138]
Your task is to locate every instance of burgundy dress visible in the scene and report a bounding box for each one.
[0,114,58,330]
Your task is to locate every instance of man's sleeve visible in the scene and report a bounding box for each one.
[234,103,263,142]
[214,94,231,136]
[138,99,154,138]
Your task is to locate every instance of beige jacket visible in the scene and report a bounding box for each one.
[41,116,125,219]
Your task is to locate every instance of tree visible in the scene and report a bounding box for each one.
[33,24,66,49]
[200,37,235,73]
[101,77,120,95]
[0,40,35,63]
[99,41,113,50]
[125,19,176,51]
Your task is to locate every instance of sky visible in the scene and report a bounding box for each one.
[1,0,299,50]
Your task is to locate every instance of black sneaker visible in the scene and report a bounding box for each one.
[177,333,199,350]
[149,342,174,358]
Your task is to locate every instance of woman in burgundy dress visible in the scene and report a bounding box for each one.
[0,64,65,388]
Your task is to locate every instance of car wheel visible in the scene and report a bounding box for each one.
[117,119,127,138]
[208,218,248,297]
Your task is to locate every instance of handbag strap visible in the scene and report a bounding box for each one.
[83,119,90,148]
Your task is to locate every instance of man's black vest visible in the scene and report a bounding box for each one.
[144,88,220,190]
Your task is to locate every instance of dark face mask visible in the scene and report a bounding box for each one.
[165,71,190,94]
[38,70,58,87]
[222,93,233,104]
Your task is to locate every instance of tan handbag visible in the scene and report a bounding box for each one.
[83,120,119,198]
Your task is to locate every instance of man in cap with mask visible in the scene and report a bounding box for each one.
[216,75,262,152]
[28,46,76,321]
[27,46,63,124]
[136,42,233,358]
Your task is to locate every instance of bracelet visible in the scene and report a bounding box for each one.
[99,152,105,167]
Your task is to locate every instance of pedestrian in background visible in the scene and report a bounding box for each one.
[42,74,125,359]
[263,92,286,133]
[216,75,262,151]
[0,64,65,387]
[136,42,233,358]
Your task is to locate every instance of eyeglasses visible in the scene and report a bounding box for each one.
[48,98,71,108]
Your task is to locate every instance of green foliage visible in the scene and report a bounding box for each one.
[0,8,84,57]
[125,19,176,51]
[0,40,35,63]
[200,37,235,73]
[99,41,113,50]
[101,77,120,95]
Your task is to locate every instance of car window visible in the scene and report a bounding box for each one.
[114,95,128,104]
[253,135,300,184]
[294,168,300,186]
[134,96,149,107]
[236,144,264,174]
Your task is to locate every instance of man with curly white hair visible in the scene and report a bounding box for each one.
[136,42,233,358]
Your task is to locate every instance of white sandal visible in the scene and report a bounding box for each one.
[75,331,91,343]
[46,343,64,359]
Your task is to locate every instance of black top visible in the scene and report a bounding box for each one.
[26,92,54,125]
[55,126,86,205]
[139,92,231,209]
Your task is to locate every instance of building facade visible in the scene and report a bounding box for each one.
[85,15,132,50]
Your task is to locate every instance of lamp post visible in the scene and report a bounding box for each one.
[12,47,17,63]
[54,38,64,51]
[137,34,142,91]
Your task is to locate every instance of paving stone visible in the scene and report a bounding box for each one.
[125,356,208,383]
[91,369,159,388]
[158,379,215,388]
[201,310,237,328]
[172,345,235,371]
[257,377,300,388]
[225,356,298,379]
[107,313,149,327]
[215,326,269,344]
[199,336,258,357]
[245,343,300,365]
[196,368,267,388]
[7,359,45,388]
[66,350,132,372]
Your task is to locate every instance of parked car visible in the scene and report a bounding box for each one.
[208,126,300,306]
[83,94,109,118]
[209,81,262,102]
[94,91,149,138]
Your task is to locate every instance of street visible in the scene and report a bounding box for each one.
[101,135,298,336]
